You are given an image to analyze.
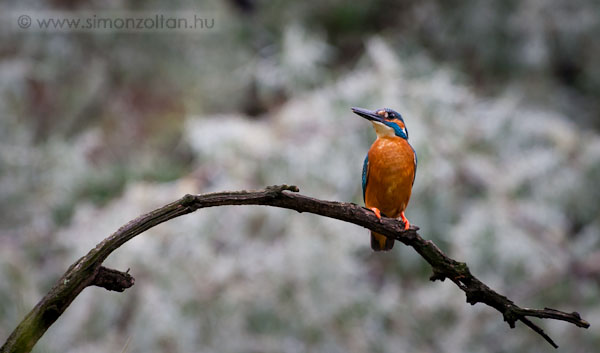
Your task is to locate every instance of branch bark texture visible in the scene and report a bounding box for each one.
[1,185,589,352]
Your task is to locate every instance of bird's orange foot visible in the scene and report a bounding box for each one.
[369,207,382,221]
[399,211,410,230]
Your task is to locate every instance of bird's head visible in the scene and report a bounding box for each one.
[351,107,408,139]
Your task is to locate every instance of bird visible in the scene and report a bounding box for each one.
[352,107,417,251]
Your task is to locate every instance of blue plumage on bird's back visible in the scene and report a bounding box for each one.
[362,154,369,201]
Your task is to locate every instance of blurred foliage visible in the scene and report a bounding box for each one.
[1,0,600,352]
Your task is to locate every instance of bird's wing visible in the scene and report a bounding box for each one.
[362,154,369,202]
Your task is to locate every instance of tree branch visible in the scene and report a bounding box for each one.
[1,185,589,352]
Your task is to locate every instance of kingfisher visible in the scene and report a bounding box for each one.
[352,107,417,251]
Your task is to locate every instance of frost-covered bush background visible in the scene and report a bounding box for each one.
[1,1,599,352]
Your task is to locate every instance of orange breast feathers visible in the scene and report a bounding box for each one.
[364,136,416,218]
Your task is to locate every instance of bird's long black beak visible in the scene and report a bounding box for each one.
[351,107,384,123]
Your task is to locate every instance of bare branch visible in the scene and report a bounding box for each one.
[0,185,589,353]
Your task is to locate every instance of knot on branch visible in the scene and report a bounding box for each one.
[41,305,61,326]
[181,194,196,207]
[464,287,483,306]
[429,268,447,282]
[91,266,135,292]
[265,184,299,194]
[503,309,519,328]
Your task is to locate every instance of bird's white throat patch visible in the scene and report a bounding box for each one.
[371,121,395,137]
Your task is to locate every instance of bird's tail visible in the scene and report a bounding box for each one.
[371,231,394,251]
